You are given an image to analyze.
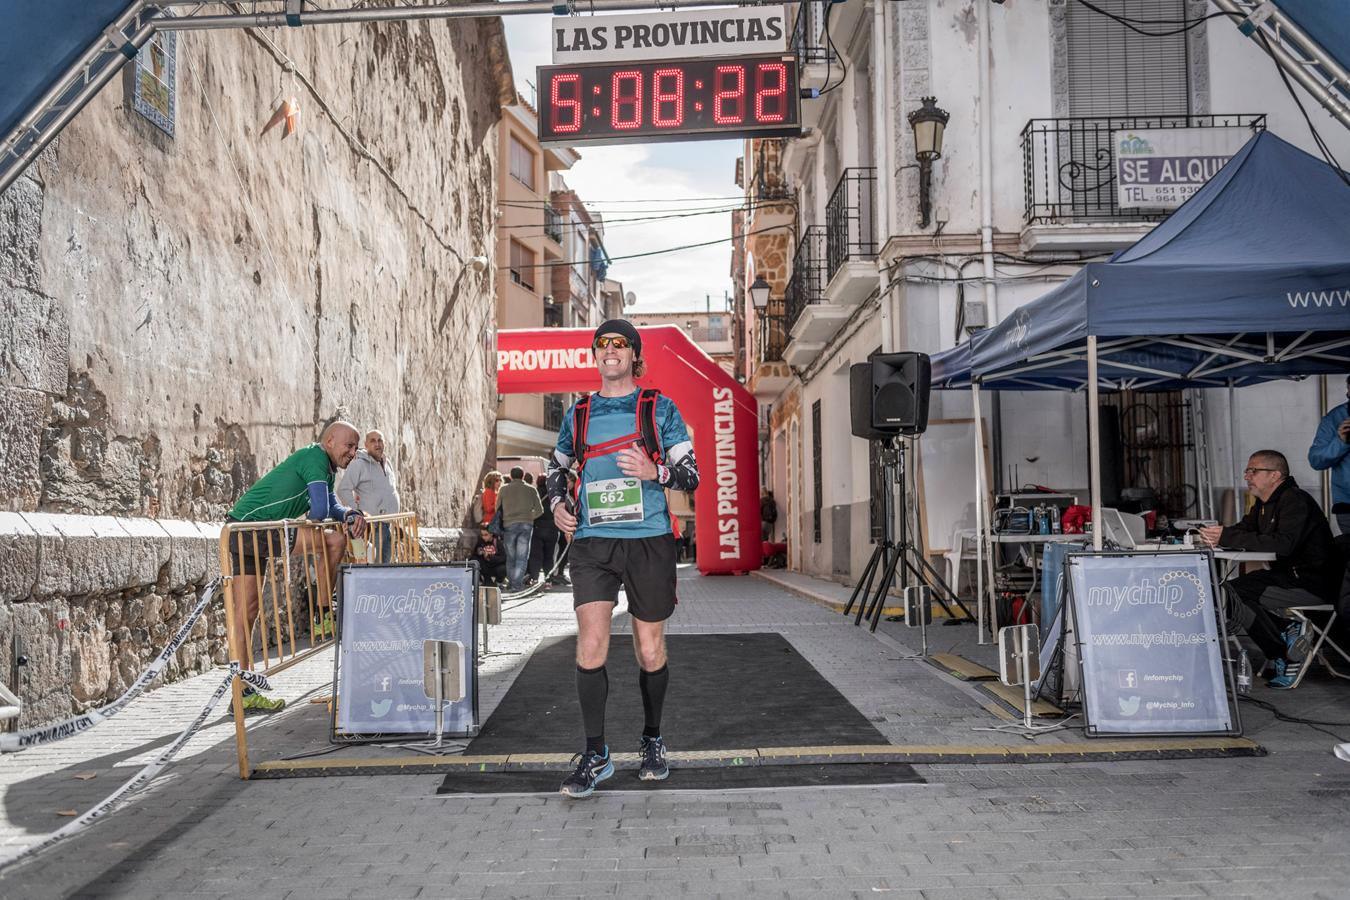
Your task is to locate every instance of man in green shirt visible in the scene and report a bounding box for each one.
[225,421,366,711]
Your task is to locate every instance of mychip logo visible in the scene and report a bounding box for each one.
[350,581,466,628]
[1086,570,1206,620]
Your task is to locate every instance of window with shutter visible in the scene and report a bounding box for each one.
[509,240,535,292]
[509,135,536,190]
[1066,0,1191,117]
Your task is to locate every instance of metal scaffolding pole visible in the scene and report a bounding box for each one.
[1210,0,1350,131]
[153,0,744,31]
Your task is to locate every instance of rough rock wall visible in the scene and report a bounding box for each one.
[0,17,511,724]
[0,513,223,725]
[2,17,505,523]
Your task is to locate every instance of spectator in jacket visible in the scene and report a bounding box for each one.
[474,471,503,527]
[498,466,543,592]
[1199,450,1339,688]
[1309,374,1350,534]
[337,429,400,562]
[529,479,561,586]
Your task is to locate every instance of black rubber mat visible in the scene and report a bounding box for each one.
[465,632,889,754]
[436,762,924,794]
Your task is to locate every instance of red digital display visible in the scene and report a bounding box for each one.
[538,55,801,146]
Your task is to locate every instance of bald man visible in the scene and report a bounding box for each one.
[225,420,367,712]
[337,429,401,563]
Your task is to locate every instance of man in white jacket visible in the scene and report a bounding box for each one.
[337,430,401,561]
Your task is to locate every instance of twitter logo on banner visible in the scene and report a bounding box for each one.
[1118,695,1141,716]
[371,698,392,718]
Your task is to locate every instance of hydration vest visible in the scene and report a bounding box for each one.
[571,388,680,536]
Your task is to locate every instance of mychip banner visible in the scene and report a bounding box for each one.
[1066,552,1238,736]
[335,563,477,737]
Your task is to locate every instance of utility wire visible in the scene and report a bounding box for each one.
[1072,0,1226,38]
[1240,695,1350,743]
[499,193,749,207]
[497,201,785,235]
[514,223,789,269]
[817,0,848,97]
[1253,31,1350,191]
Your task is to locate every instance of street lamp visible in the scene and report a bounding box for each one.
[907,96,950,229]
[748,275,771,311]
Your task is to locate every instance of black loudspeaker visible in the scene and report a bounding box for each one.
[872,352,931,435]
[850,363,890,440]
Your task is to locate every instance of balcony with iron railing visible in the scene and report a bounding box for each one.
[1021,114,1266,234]
[784,226,827,335]
[824,167,877,290]
[750,309,792,398]
[543,205,564,244]
[758,311,788,363]
[791,0,833,68]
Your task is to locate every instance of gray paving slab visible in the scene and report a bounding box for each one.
[0,564,1347,899]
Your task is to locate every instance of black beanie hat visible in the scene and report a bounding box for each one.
[593,319,642,357]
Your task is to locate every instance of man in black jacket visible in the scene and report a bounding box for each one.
[1199,450,1339,688]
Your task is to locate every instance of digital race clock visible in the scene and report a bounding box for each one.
[537,55,801,146]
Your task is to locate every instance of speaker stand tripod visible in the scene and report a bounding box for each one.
[842,437,976,632]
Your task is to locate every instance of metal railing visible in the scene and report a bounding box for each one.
[220,510,420,777]
[1021,114,1266,225]
[791,0,834,67]
[785,226,828,334]
[825,167,877,281]
[758,311,789,363]
[544,205,564,243]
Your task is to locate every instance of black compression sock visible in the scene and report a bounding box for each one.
[576,664,608,753]
[639,664,669,739]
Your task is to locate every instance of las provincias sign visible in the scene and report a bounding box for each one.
[551,6,789,64]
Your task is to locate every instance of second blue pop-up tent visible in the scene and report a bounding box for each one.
[928,130,1350,635]
[933,130,1350,392]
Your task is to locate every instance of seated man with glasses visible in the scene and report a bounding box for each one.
[1198,450,1340,687]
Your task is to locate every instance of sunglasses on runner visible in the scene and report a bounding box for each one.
[594,336,632,350]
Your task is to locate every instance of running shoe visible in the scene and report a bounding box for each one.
[558,747,613,799]
[312,611,335,637]
[1283,620,1308,662]
[637,735,669,782]
[241,691,286,714]
[1268,657,1302,689]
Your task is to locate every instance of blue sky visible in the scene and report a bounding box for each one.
[503,14,741,315]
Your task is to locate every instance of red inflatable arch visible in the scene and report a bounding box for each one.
[497,326,762,575]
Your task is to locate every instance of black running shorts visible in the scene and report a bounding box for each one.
[570,534,678,622]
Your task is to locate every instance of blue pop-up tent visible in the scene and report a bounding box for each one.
[928,130,1350,629]
[933,131,1350,393]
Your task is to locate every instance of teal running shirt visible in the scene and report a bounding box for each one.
[550,389,694,540]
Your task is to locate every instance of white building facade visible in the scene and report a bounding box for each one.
[743,0,1350,585]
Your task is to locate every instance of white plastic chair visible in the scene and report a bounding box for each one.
[943,526,979,598]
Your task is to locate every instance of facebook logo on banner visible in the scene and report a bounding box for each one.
[1118,670,1137,689]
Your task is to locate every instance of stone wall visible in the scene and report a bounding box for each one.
[0,513,221,725]
[0,17,513,725]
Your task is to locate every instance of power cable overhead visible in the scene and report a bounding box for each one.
[515,223,790,269]
[1071,0,1226,38]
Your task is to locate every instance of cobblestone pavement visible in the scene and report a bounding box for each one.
[2,566,1348,899]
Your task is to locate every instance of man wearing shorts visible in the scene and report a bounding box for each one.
[226,420,367,711]
[546,320,699,798]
